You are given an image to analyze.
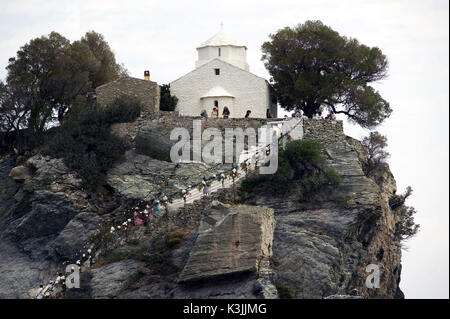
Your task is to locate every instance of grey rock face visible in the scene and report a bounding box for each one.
[179,201,275,283]
[245,137,403,299]
[111,201,279,299]
[325,140,380,206]
[173,274,267,299]
[136,121,175,155]
[119,273,274,299]
[14,191,78,241]
[8,191,80,261]
[53,212,103,259]
[0,115,405,299]
[170,228,198,271]
[272,207,356,298]
[0,156,20,218]
[324,294,365,299]
[0,155,100,297]
[9,165,32,181]
[0,234,55,299]
[7,155,102,261]
[254,277,279,299]
[0,157,54,299]
[24,155,82,193]
[107,151,229,201]
[118,280,174,299]
[88,259,145,299]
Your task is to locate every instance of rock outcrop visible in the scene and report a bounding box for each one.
[242,119,403,299]
[0,156,20,218]
[0,115,405,299]
[0,234,53,299]
[88,259,146,299]
[58,201,277,299]
[0,155,107,298]
[53,212,103,259]
[106,150,230,201]
[179,201,275,283]
[9,165,32,181]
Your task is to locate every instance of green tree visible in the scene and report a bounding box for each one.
[389,186,420,241]
[395,206,420,241]
[240,139,339,197]
[361,131,390,176]
[0,82,30,149]
[43,95,142,191]
[0,82,20,133]
[81,31,128,88]
[5,32,100,130]
[389,186,412,210]
[261,20,392,128]
[283,139,325,177]
[159,84,178,111]
[49,40,100,121]
[2,31,127,151]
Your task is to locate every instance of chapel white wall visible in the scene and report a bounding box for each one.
[171,59,272,118]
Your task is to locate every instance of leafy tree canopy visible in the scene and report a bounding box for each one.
[43,95,141,191]
[389,186,420,241]
[240,139,339,198]
[1,31,127,150]
[262,20,392,128]
[81,31,128,88]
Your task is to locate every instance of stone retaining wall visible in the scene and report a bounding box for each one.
[112,113,348,159]
[302,118,345,148]
[152,112,268,131]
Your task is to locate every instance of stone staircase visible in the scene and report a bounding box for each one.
[36,118,304,298]
[166,147,269,211]
[164,117,304,211]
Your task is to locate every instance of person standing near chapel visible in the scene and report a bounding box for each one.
[223,106,230,118]
[211,107,218,118]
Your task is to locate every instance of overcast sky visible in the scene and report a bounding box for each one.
[0,0,448,299]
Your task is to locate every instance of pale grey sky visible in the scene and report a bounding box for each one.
[0,0,448,298]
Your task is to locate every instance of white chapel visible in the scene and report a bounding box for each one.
[170,30,277,118]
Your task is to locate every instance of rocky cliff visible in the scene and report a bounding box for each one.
[244,119,403,298]
[0,115,404,299]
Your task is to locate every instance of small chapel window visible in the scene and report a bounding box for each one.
[218,48,221,56]
[215,68,220,75]
[214,100,218,107]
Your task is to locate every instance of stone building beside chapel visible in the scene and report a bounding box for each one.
[170,31,277,118]
[96,74,160,114]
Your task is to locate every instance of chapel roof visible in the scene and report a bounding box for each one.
[200,86,235,99]
[197,31,247,49]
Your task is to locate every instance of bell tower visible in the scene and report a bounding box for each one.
[195,31,249,71]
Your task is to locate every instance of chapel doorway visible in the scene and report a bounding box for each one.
[214,100,219,115]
